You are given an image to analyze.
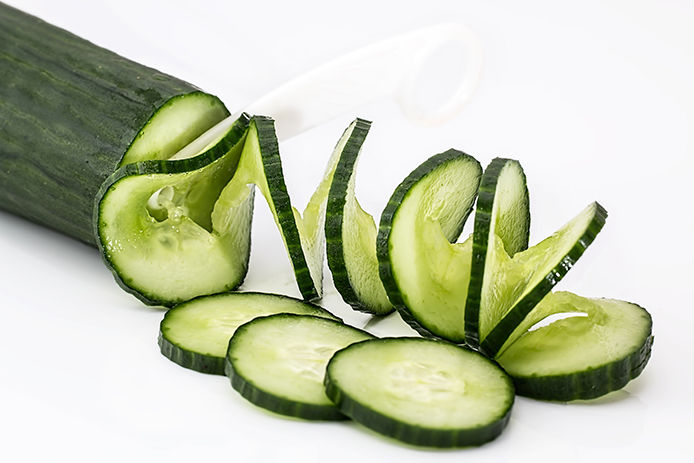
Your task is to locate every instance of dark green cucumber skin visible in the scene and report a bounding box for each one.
[252,117,319,301]
[225,313,365,420]
[376,150,481,339]
[324,338,514,448]
[466,158,530,349]
[479,203,608,357]
[511,311,653,401]
[158,291,336,375]
[324,118,393,315]
[94,114,251,307]
[0,3,228,244]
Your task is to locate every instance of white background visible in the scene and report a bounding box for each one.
[1,0,692,461]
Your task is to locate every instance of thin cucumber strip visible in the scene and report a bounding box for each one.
[95,115,252,306]
[225,314,373,420]
[0,3,230,244]
[466,158,530,347]
[496,292,653,400]
[376,151,482,342]
[324,338,514,447]
[325,119,393,315]
[159,292,338,375]
[478,202,607,356]
[223,116,338,300]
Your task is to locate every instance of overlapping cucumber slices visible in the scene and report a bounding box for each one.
[372,152,652,400]
[96,115,340,306]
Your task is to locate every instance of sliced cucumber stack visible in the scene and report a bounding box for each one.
[376,150,482,341]
[496,292,653,401]
[226,313,373,420]
[325,337,514,447]
[159,292,338,374]
[325,119,394,315]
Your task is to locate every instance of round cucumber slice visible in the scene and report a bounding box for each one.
[496,292,653,401]
[325,337,514,447]
[225,314,373,420]
[159,292,338,375]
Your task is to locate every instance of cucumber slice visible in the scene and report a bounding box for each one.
[376,151,482,342]
[159,292,338,375]
[324,338,514,447]
[478,202,607,356]
[95,114,252,306]
[466,158,530,347]
[496,292,653,400]
[225,313,373,420]
[325,119,393,315]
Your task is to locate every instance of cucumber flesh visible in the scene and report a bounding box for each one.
[96,115,252,306]
[466,158,530,347]
[223,117,335,300]
[324,337,514,447]
[159,292,338,375]
[226,314,373,420]
[478,202,607,356]
[377,151,482,342]
[120,93,230,166]
[496,292,653,400]
[325,119,393,315]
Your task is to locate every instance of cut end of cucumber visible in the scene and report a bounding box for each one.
[325,337,514,447]
[96,115,252,306]
[159,292,338,375]
[120,92,230,166]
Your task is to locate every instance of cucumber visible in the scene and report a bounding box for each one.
[159,292,338,375]
[376,150,482,342]
[95,115,252,306]
[225,313,373,420]
[325,119,393,315]
[0,3,229,244]
[477,202,607,357]
[324,337,514,447]
[465,158,530,347]
[496,292,653,400]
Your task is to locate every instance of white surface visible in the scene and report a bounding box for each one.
[1,0,692,461]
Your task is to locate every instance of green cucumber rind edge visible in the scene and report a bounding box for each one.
[466,157,530,348]
[324,118,393,315]
[252,117,319,301]
[376,149,481,339]
[480,202,608,357]
[158,291,340,375]
[93,113,252,307]
[509,302,653,401]
[224,313,369,421]
[324,337,515,448]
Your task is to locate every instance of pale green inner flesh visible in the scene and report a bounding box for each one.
[390,158,481,341]
[162,294,337,358]
[230,316,372,406]
[330,340,512,429]
[489,161,529,257]
[479,203,599,342]
[100,130,251,304]
[340,138,393,313]
[224,120,342,297]
[120,93,229,166]
[497,292,651,376]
